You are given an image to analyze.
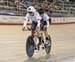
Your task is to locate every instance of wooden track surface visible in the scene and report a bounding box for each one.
[0,24,75,62]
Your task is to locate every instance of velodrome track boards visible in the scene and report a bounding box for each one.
[0,24,75,62]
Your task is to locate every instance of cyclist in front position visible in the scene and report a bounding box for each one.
[22,6,42,50]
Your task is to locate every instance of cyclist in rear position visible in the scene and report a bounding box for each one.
[39,9,50,44]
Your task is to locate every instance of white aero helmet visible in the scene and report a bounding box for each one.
[27,6,36,13]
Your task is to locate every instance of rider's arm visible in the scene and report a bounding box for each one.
[35,12,42,28]
[47,20,49,27]
[37,19,41,28]
[43,13,50,27]
[23,13,29,27]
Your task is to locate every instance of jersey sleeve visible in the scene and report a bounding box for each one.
[23,13,29,27]
[35,12,42,20]
[43,13,49,21]
[35,12,42,27]
[43,13,50,27]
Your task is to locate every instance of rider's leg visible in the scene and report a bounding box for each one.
[44,28,49,38]
[36,27,42,49]
[31,21,39,50]
[44,28,51,46]
[32,30,36,37]
[37,29,45,49]
[32,30,40,50]
[44,27,50,44]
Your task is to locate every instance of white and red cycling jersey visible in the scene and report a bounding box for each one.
[23,11,42,28]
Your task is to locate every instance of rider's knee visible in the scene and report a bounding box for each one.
[32,31,36,37]
[44,30,48,37]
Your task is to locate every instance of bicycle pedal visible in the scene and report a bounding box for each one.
[42,47,44,49]
[35,47,37,50]
[35,46,40,50]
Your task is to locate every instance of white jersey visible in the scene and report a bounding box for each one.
[23,12,42,27]
[42,13,49,21]
[41,13,50,27]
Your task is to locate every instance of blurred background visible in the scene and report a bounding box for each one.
[0,0,75,17]
[0,1,75,62]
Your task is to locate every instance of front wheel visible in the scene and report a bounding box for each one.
[26,36,35,57]
[45,35,52,54]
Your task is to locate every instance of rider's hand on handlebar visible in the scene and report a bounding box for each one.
[22,27,27,31]
[36,27,40,31]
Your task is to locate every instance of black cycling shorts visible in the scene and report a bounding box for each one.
[40,21,47,31]
[31,21,37,31]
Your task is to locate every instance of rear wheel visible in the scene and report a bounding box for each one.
[45,35,51,54]
[26,36,35,57]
